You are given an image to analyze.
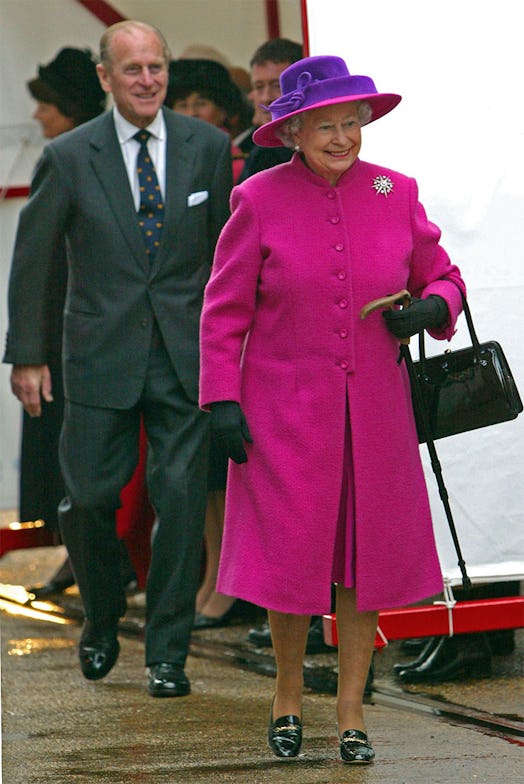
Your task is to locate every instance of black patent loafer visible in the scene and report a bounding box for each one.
[339,729,375,764]
[79,621,119,681]
[147,663,191,697]
[268,710,302,758]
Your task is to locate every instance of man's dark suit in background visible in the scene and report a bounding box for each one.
[4,21,232,694]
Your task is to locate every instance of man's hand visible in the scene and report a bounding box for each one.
[10,364,53,417]
[210,401,253,464]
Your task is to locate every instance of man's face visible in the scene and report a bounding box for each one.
[97,27,168,128]
[250,60,291,127]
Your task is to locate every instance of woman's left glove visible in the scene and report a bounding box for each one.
[210,401,253,464]
[382,295,448,339]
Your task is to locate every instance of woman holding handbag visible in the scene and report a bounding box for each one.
[199,55,465,764]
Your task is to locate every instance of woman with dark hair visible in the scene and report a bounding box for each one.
[165,58,249,184]
[27,47,106,135]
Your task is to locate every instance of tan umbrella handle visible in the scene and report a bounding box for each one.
[359,289,412,344]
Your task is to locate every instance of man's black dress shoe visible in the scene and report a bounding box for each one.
[399,637,427,655]
[392,635,440,675]
[79,621,119,681]
[147,663,190,697]
[268,702,302,758]
[249,616,331,654]
[397,633,492,683]
[339,729,375,764]
[28,557,75,599]
[28,578,75,599]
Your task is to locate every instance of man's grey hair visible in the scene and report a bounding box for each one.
[100,20,171,70]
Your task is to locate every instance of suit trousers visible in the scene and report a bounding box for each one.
[58,327,210,667]
[20,356,65,531]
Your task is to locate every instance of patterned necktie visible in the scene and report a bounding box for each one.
[134,130,164,261]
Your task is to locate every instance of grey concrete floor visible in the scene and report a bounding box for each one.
[1,546,522,784]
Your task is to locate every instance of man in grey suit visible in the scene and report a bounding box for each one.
[4,21,232,696]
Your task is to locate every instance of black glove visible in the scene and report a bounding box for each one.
[382,295,448,339]
[210,401,253,464]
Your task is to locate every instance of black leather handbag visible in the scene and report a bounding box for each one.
[410,295,523,443]
[398,294,522,590]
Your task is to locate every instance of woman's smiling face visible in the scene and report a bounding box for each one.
[292,101,362,185]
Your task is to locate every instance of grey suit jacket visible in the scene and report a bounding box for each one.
[4,108,232,407]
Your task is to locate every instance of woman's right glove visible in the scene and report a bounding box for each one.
[210,401,253,464]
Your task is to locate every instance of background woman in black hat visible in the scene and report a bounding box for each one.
[165,58,251,185]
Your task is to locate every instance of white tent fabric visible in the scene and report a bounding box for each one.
[305,0,524,584]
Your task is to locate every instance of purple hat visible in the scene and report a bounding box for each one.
[253,55,401,148]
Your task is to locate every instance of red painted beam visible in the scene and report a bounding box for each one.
[300,0,310,56]
[0,521,57,556]
[323,597,524,648]
[1,185,30,199]
[74,0,126,26]
[265,0,280,39]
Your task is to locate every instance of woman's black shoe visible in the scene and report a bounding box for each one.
[392,635,440,675]
[339,729,375,764]
[193,601,240,629]
[268,702,302,758]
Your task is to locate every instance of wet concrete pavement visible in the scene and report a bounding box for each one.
[1,546,522,783]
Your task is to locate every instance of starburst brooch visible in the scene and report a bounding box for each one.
[372,175,394,197]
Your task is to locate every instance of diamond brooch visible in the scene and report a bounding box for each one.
[372,175,394,197]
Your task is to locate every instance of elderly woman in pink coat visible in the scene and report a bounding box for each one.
[199,55,465,764]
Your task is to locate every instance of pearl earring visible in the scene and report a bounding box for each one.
[294,143,300,152]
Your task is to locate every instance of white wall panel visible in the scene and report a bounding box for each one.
[304,0,524,583]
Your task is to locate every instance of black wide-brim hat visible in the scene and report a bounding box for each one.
[253,55,401,147]
[30,47,106,120]
[166,58,243,116]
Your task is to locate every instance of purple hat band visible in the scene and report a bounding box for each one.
[267,71,379,122]
[253,55,401,148]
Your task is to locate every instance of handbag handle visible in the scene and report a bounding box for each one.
[418,289,481,370]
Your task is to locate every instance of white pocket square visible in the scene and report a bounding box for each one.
[187,190,209,207]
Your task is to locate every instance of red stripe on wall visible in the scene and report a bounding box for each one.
[265,0,280,39]
[74,0,126,26]
[1,186,30,199]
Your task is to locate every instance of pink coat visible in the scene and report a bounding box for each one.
[200,154,465,614]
